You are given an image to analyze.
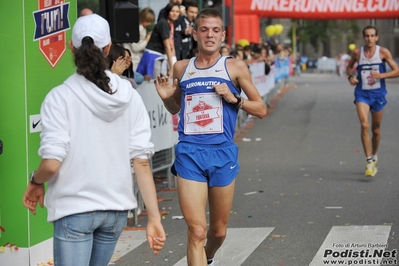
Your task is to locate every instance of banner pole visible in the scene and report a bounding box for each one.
[231,0,235,47]
[292,19,297,68]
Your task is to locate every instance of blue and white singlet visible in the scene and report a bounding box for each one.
[178,56,241,144]
[355,45,387,97]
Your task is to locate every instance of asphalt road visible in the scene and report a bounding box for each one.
[112,73,399,266]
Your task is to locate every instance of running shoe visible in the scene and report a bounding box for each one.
[365,161,377,177]
[208,259,218,266]
[373,157,378,175]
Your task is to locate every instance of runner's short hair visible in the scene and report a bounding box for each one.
[193,8,224,31]
[362,26,378,37]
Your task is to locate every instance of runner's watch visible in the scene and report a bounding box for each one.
[29,171,43,186]
[233,93,242,107]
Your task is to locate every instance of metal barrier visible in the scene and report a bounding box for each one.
[151,147,175,188]
[236,78,284,128]
[317,58,337,73]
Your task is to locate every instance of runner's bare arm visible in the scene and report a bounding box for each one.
[346,48,359,76]
[346,49,359,85]
[227,59,267,119]
[371,47,399,79]
[153,60,186,114]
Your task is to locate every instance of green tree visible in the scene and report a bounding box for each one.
[289,20,360,56]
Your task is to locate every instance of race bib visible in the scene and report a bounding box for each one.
[361,65,381,90]
[184,93,223,135]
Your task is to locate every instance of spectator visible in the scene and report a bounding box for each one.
[123,48,145,85]
[79,7,93,17]
[108,43,138,88]
[243,45,252,61]
[232,47,244,60]
[123,7,155,72]
[158,0,187,61]
[220,45,230,56]
[339,52,351,77]
[173,16,187,60]
[136,2,180,79]
[181,1,199,59]
[252,45,271,75]
[260,44,273,66]
[22,14,166,265]
[179,3,186,16]
[157,0,181,21]
[295,52,302,76]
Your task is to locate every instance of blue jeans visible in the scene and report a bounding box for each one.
[53,211,128,266]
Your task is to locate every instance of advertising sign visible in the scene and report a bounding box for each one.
[232,0,399,19]
[33,0,70,67]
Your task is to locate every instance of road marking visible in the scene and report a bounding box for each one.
[110,230,147,263]
[309,225,392,266]
[174,227,274,266]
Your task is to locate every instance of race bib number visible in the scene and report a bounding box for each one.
[184,93,223,134]
[361,65,381,90]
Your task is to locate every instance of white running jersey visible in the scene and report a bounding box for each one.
[355,45,387,95]
[178,56,241,144]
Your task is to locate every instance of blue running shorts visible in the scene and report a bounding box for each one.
[172,141,240,187]
[354,95,387,112]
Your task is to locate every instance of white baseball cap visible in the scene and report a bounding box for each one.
[72,14,111,49]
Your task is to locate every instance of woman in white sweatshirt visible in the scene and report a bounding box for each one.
[22,14,165,266]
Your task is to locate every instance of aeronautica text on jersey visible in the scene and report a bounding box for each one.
[186,81,221,89]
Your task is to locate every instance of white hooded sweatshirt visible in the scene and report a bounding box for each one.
[39,70,154,222]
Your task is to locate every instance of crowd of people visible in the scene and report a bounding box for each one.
[79,1,293,83]
[120,0,198,81]
[115,0,292,82]
[220,40,291,75]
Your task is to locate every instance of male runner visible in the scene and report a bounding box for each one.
[347,25,399,177]
[154,8,267,266]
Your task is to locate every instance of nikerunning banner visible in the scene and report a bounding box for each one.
[232,0,399,19]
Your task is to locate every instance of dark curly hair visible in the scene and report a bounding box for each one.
[73,36,113,94]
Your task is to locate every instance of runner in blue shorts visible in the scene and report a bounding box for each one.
[354,95,387,113]
[347,25,399,177]
[154,8,267,266]
[173,141,239,187]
